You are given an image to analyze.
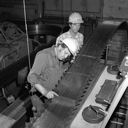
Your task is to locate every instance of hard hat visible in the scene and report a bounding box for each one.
[69,12,84,24]
[61,38,79,56]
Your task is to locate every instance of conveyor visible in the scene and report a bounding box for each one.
[32,21,128,128]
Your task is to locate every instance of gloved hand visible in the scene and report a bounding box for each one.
[46,91,59,99]
[70,56,76,63]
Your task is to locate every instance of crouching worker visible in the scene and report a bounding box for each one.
[27,37,78,115]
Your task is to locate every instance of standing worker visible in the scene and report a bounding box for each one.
[27,37,78,115]
[56,12,84,51]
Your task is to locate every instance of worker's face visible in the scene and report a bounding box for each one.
[70,23,81,33]
[57,45,71,61]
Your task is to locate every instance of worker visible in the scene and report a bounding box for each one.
[27,37,78,116]
[56,12,84,51]
[27,37,78,100]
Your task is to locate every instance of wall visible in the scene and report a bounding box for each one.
[0,0,39,20]
[0,0,102,20]
[0,0,128,21]
[103,0,128,19]
[44,0,102,18]
[44,0,128,20]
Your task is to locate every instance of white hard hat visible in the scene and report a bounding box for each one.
[62,38,79,56]
[69,12,84,24]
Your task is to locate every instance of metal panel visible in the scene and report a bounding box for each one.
[45,0,61,11]
[62,0,71,11]
[0,0,37,20]
[86,0,102,13]
[103,0,128,19]
[72,0,86,12]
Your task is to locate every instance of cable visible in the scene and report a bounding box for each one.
[23,0,31,70]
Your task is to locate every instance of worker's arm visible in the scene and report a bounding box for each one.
[35,84,58,99]
[27,52,47,85]
[79,33,84,48]
[28,53,58,99]
[34,84,48,96]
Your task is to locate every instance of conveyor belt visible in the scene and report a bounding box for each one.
[33,21,128,128]
[79,23,117,57]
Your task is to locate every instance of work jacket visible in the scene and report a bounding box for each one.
[27,46,67,91]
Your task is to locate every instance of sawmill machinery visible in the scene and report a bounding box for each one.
[29,20,128,128]
[0,0,128,127]
[0,19,128,128]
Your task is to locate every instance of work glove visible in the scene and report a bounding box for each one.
[46,91,59,99]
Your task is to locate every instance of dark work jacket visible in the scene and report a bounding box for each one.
[27,46,68,91]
